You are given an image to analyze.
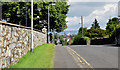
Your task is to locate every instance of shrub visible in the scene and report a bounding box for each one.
[86,28,106,38]
[62,39,68,45]
[72,35,90,45]
[78,27,87,37]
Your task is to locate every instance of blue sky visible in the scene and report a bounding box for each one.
[59,1,118,35]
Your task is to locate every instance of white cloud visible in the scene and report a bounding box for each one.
[66,16,81,31]
[66,3,118,31]
[68,0,119,2]
[84,3,118,29]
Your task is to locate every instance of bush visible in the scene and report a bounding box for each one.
[86,28,106,38]
[62,39,69,45]
[78,27,87,37]
[72,35,90,45]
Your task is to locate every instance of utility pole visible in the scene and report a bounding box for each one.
[81,16,84,37]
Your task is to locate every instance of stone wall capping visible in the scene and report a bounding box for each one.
[0,21,45,33]
[0,21,31,29]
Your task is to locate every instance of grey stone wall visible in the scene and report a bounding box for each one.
[0,22,47,68]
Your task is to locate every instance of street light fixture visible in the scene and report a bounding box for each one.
[51,3,56,6]
[38,8,41,12]
[37,16,39,18]
[37,8,41,29]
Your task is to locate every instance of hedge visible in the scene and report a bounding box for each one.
[72,35,90,45]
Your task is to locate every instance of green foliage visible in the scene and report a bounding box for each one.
[78,27,87,37]
[86,28,106,38]
[87,19,107,38]
[59,35,67,45]
[59,35,64,44]
[62,39,68,45]
[72,35,89,45]
[69,34,75,40]
[71,27,89,45]
[54,33,58,39]
[116,27,120,37]
[91,19,100,29]
[111,24,120,38]
[2,2,70,32]
[106,17,120,36]
[60,37,64,43]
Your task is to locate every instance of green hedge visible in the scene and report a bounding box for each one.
[72,35,90,45]
[86,28,106,38]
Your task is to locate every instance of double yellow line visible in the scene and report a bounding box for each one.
[67,47,94,70]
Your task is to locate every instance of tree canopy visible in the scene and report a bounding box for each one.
[91,19,100,29]
[86,28,106,38]
[2,1,69,33]
[78,27,87,37]
[106,17,120,36]
[86,18,106,38]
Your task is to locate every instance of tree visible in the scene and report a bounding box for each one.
[2,1,69,33]
[91,19,100,29]
[86,28,106,38]
[106,17,120,36]
[78,27,87,37]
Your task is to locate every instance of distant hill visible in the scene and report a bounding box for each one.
[59,30,78,35]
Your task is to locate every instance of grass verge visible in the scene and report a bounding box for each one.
[10,44,55,68]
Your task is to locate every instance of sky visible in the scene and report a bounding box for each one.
[59,1,118,35]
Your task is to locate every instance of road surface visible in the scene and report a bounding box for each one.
[54,45,119,69]
[69,45,119,68]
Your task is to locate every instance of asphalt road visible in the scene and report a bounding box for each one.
[69,45,119,68]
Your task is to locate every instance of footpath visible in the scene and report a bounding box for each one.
[53,45,79,68]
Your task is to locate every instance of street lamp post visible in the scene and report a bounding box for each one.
[47,5,50,43]
[31,0,33,52]
[47,3,56,43]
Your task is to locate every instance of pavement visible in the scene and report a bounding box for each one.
[53,45,80,68]
[54,45,119,69]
